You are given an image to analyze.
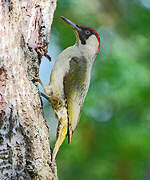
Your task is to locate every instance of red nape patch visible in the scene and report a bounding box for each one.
[81,25,100,54]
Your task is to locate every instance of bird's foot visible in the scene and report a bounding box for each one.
[33,76,40,82]
[33,77,50,96]
[36,47,51,62]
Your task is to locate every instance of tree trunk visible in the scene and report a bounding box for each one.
[0,0,57,179]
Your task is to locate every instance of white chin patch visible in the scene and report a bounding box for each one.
[86,35,99,47]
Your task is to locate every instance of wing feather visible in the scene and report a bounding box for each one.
[63,56,89,143]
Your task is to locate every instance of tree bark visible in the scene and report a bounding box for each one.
[0,0,57,179]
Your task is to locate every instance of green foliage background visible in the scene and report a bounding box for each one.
[41,0,150,179]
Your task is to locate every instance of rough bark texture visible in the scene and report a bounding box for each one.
[0,0,57,179]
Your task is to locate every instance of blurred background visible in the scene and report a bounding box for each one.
[39,0,150,179]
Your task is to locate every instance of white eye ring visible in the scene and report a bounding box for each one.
[85,30,90,35]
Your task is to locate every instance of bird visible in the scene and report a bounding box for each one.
[37,16,100,162]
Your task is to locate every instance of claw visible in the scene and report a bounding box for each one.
[44,54,51,62]
[33,76,40,82]
[36,47,51,62]
[34,77,50,96]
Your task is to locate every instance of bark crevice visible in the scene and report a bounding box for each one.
[0,0,57,179]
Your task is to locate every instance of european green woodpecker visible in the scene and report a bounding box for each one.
[38,16,100,162]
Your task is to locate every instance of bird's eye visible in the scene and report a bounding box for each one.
[85,30,91,35]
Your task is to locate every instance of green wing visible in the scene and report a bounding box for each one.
[64,56,89,144]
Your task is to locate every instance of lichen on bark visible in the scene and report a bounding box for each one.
[0,0,57,179]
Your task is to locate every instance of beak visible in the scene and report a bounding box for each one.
[61,16,81,42]
[61,16,81,31]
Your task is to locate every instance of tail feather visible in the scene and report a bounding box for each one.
[52,106,68,162]
[68,124,73,144]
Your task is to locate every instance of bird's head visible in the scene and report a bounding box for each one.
[61,16,100,59]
